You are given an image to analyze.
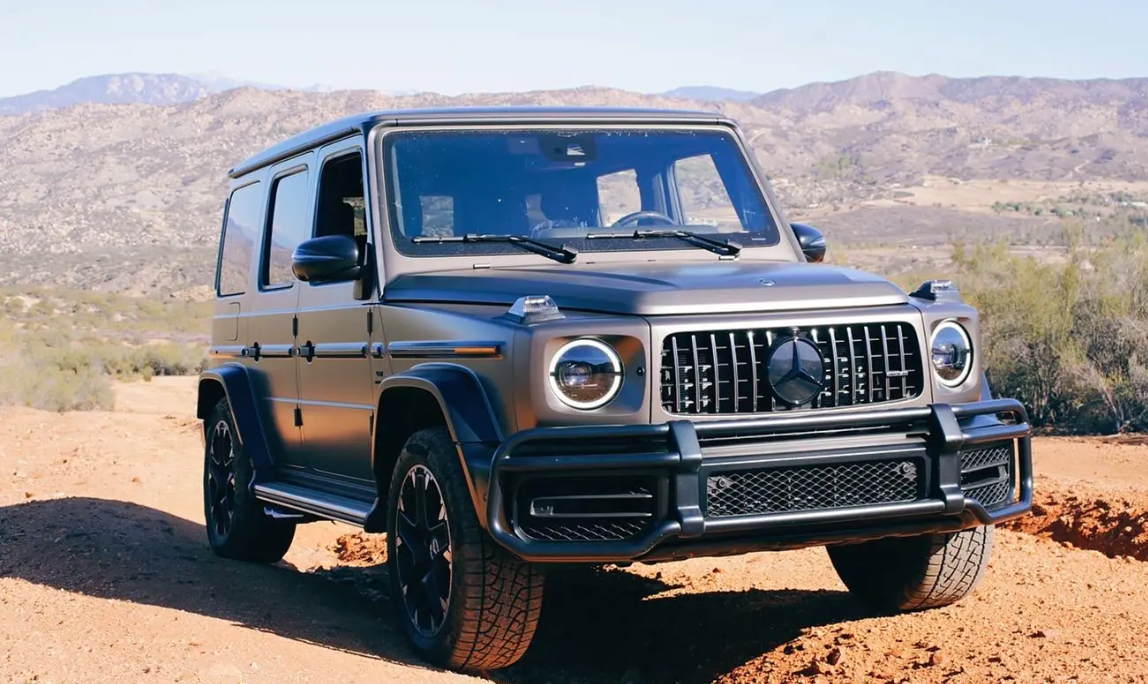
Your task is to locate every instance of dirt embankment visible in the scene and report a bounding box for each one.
[2,378,1148,684]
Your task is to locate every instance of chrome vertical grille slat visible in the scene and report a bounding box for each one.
[661,322,922,415]
[690,334,703,412]
[729,331,741,413]
[747,331,759,413]
[880,324,891,401]
[897,324,908,398]
[709,333,721,412]
[828,326,842,406]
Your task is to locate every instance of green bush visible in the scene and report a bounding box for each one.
[0,347,115,412]
[941,223,1148,433]
[0,288,209,412]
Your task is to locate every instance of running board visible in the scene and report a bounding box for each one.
[253,482,373,527]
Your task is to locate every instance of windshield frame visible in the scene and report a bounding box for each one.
[370,121,798,273]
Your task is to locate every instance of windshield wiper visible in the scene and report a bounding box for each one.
[412,233,578,264]
[585,229,741,257]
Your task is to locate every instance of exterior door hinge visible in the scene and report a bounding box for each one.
[292,316,299,338]
[369,414,374,436]
[294,406,303,427]
[367,309,373,336]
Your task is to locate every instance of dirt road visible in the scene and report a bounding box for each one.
[2,378,1147,683]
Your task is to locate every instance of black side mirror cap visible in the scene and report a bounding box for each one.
[791,222,826,263]
[292,235,362,284]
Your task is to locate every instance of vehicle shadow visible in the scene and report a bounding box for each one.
[0,496,430,671]
[0,496,865,683]
[501,566,865,684]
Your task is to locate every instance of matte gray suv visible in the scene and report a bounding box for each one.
[198,107,1033,672]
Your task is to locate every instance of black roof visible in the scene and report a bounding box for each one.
[229,105,730,178]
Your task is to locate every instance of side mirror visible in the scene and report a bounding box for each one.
[791,222,826,263]
[292,235,362,284]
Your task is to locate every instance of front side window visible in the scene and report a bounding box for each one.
[262,169,311,288]
[217,181,263,297]
[383,127,778,259]
[675,154,741,232]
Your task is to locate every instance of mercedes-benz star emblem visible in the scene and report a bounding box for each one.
[766,330,825,407]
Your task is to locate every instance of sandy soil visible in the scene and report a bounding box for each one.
[2,377,1147,683]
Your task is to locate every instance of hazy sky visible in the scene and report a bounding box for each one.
[2,0,1145,98]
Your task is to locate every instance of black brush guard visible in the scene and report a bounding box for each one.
[484,399,1033,563]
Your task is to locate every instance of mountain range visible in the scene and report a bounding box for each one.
[3,70,1148,295]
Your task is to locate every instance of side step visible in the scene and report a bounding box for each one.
[253,482,373,527]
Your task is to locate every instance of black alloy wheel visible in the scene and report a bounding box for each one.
[206,419,237,539]
[394,463,454,638]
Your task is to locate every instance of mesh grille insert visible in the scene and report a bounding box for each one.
[705,459,922,518]
[520,521,650,542]
[960,442,1015,508]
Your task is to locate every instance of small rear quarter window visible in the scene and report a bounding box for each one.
[217,182,264,297]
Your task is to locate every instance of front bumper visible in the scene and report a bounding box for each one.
[484,399,1033,563]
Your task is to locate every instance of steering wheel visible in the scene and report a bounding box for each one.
[610,210,677,230]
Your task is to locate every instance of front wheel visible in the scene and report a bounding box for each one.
[386,427,544,671]
[827,525,995,612]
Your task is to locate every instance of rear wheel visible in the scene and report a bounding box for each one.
[386,426,544,671]
[827,525,995,612]
[203,398,295,563]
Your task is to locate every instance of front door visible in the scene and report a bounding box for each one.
[248,155,314,470]
[296,142,377,483]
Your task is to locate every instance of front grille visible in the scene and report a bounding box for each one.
[960,443,1014,509]
[520,521,650,542]
[705,459,923,518]
[661,322,922,415]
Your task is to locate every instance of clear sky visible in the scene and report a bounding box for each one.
[2,0,1145,98]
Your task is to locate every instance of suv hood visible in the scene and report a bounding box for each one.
[385,261,909,316]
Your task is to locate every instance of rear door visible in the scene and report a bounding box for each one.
[246,155,314,469]
[295,139,377,483]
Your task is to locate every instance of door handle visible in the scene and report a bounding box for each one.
[299,341,315,362]
[371,342,385,359]
[241,343,261,361]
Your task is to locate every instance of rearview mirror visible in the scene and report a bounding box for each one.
[292,235,362,284]
[791,223,826,263]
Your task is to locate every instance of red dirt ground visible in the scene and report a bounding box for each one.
[2,378,1146,683]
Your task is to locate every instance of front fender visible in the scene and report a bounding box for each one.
[368,363,503,532]
[197,364,275,472]
[378,363,504,446]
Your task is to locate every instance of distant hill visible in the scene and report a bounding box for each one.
[659,85,761,102]
[752,71,1148,111]
[4,71,1148,294]
[0,73,211,115]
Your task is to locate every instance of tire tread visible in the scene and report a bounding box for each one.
[828,525,994,612]
[393,427,544,671]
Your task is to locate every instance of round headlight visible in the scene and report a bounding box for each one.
[930,321,973,387]
[548,339,623,409]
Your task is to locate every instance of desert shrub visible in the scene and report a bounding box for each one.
[943,223,1148,433]
[0,327,115,412]
[0,288,210,412]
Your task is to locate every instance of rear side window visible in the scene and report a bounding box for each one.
[262,169,311,288]
[217,181,263,297]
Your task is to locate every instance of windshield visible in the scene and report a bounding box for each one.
[382,127,781,259]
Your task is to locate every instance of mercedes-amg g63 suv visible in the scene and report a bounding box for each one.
[198,106,1033,672]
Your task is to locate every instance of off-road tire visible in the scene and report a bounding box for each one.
[827,525,995,612]
[203,398,296,563]
[386,426,544,672]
